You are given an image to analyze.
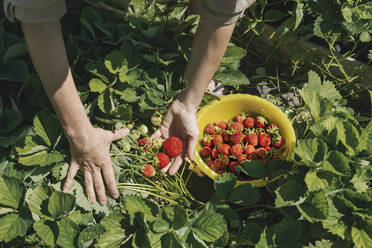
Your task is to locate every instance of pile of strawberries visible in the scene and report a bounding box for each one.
[199,113,285,175]
[139,136,183,177]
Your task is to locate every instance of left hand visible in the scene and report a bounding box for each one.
[151,99,200,175]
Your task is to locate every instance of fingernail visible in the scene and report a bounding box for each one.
[112,194,119,199]
[99,200,106,205]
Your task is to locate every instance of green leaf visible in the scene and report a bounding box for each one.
[360,32,372,42]
[356,3,372,19]
[264,9,287,22]
[185,232,208,248]
[191,207,227,242]
[240,160,267,178]
[322,198,347,239]
[297,192,329,222]
[294,138,327,166]
[97,90,115,114]
[214,69,250,86]
[104,50,127,74]
[0,213,30,242]
[228,183,260,206]
[115,87,139,103]
[323,150,351,176]
[28,184,53,220]
[351,226,372,248]
[152,216,170,233]
[220,44,247,66]
[214,172,236,198]
[33,219,58,247]
[275,179,306,207]
[294,3,304,30]
[96,214,125,248]
[48,191,75,218]
[85,61,112,84]
[299,89,328,121]
[0,59,29,82]
[163,205,187,230]
[146,91,165,106]
[68,210,94,226]
[33,111,62,147]
[78,224,105,248]
[237,222,262,245]
[266,160,291,180]
[0,107,22,134]
[89,78,107,93]
[124,195,159,222]
[19,149,64,166]
[275,218,302,246]
[0,175,24,209]
[160,232,184,248]
[3,42,28,64]
[57,217,78,248]
[305,171,328,192]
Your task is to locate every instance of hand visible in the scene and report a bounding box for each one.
[151,99,200,175]
[63,127,129,205]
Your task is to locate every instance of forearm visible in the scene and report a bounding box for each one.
[179,19,235,110]
[21,22,92,138]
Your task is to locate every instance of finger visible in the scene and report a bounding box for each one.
[187,135,199,161]
[101,162,119,199]
[150,129,162,139]
[84,169,96,203]
[160,161,172,174]
[92,167,107,205]
[168,155,183,176]
[63,161,80,192]
[112,128,130,141]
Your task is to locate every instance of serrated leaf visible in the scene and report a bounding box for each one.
[124,195,159,222]
[214,69,250,86]
[78,224,105,248]
[220,44,247,65]
[104,50,127,74]
[163,205,187,230]
[297,192,329,222]
[305,171,328,192]
[89,78,107,93]
[57,217,78,248]
[275,218,302,246]
[115,87,139,103]
[214,172,236,198]
[0,59,29,82]
[28,184,53,220]
[33,219,58,247]
[275,179,306,207]
[360,32,372,42]
[146,91,165,106]
[97,90,115,114]
[191,207,227,242]
[85,61,111,84]
[240,160,267,178]
[96,214,125,248]
[0,213,30,242]
[299,89,328,121]
[18,149,64,166]
[0,108,22,134]
[264,9,287,22]
[323,150,351,176]
[351,226,372,248]
[322,198,347,239]
[160,231,183,248]
[228,183,260,206]
[152,216,170,233]
[48,191,75,218]
[0,175,24,209]
[185,231,208,248]
[33,111,62,147]
[294,138,327,166]
[237,222,262,245]
[68,210,94,226]
[3,42,28,64]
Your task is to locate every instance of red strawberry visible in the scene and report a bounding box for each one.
[245,133,258,147]
[229,122,243,133]
[216,169,226,175]
[265,145,272,151]
[230,132,243,144]
[244,145,256,154]
[143,164,155,177]
[255,147,266,158]
[238,154,248,163]
[229,161,238,172]
[243,117,255,128]
[266,123,279,134]
[235,115,243,123]
[214,157,229,170]
[212,134,223,146]
[211,148,218,159]
[223,133,230,142]
[164,136,183,158]
[258,134,271,147]
[138,137,152,150]
[215,121,227,130]
[255,116,267,128]
[207,160,214,168]
[201,139,212,147]
[200,146,212,157]
[155,153,170,169]
[218,144,231,155]
[230,144,243,157]
[273,137,284,148]
[247,153,257,160]
[204,123,215,134]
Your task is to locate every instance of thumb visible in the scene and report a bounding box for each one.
[111,128,130,141]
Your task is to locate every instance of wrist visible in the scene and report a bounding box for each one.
[177,88,201,113]
[64,121,94,142]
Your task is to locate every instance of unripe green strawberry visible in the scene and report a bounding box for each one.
[138,124,148,136]
[151,112,162,126]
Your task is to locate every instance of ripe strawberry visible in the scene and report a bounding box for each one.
[218,144,231,155]
[229,161,238,172]
[258,134,271,147]
[223,133,230,143]
[230,132,244,144]
[245,133,258,147]
[211,148,218,159]
[229,122,243,133]
[273,137,284,148]
[216,169,227,175]
[255,147,266,158]
[215,121,227,130]
[265,145,272,151]
[207,160,214,168]
[243,117,255,128]
[201,139,212,147]
[255,116,267,128]
[266,123,279,134]
[244,144,256,154]
[247,153,257,160]
[214,157,229,170]
[212,134,223,146]
[138,137,152,151]
[164,136,183,158]
[200,146,212,157]
[230,144,243,157]
[235,115,243,123]
[204,123,215,135]
[238,154,248,163]
[155,153,170,169]
[143,164,155,177]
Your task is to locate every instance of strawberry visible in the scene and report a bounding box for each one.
[229,161,238,172]
[143,164,155,177]
[138,137,152,151]
[238,154,248,163]
[212,134,223,146]
[255,116,267,128]
[266,123,279,134]
[235,115,243,123]
[223,133,230,143]
[229,122,244,133]
[215,121,227,130]
[201,139,212,147]
[245,133,258,147]
[155,153,170,169]
[204,123,215,134]
[230,144,243,157]
[265,145,272,151]
[214,157,229,170]
[200,146,212,157]
[258,134,271,147]
[211,148,218,159]
[244,144,256,154]
[164,136,183,158]
[255,147,266,158]
[247,153,257,160]
[243,117,255,128]
[216,169,227,175]
[207,160,214,168]
[273,137,284,148]
[218,144,231,155]
[230,132,244,144]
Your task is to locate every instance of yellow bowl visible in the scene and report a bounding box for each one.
[194,94,296,187]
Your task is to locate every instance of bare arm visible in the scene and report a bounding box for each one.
[21,21,128,205]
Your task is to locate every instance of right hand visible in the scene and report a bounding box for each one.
[63,127,129,205]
